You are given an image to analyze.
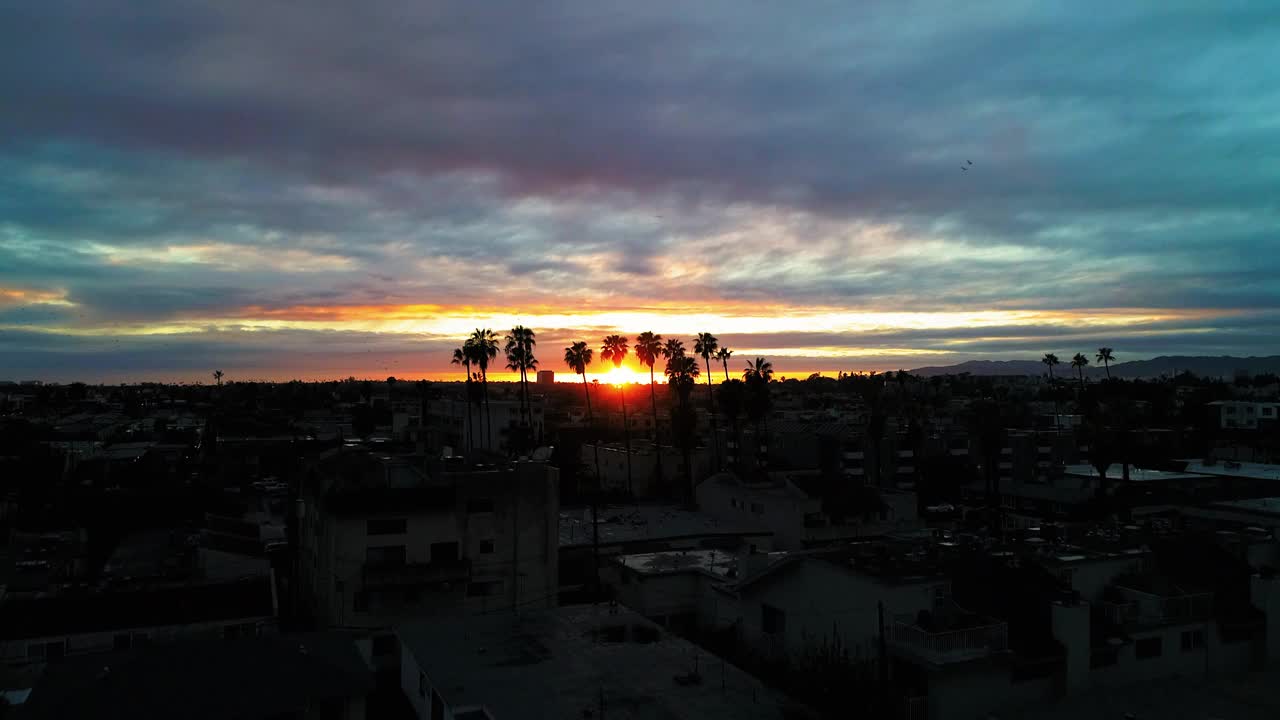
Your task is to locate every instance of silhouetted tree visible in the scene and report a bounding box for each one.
[1071,353,1090,389]
[1097,347,1115,379]
[601,334,633,494]
[743,357,774,470]
[715,346,733,381]
[695,332,721,469]
[666,353,700,503]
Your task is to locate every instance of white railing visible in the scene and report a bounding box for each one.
[890,617,1008,662]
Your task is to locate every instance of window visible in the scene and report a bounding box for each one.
[467,498,494,513]
[1181,629,1205,652]
[430,541,459,564]
[353,591,369,612]
[366,545,407,566]
[1135,637,1162,660]
[750,502,764,515]
[761,604,786,635]
[367,517,407,535]
[479,539,495,554]
[467,580,502,597]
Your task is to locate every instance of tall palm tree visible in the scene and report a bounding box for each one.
[665,353,701,504]
[1071,353,1090,389]
[1043,353,1061,432]
[634,331,666,485]
[743,357,774,470]
[1042,353,1060,382]
[565,340,603,594]
[212,370,224,386]
[717,379,746,471]
[469,329,500,449]
[451,347,474,453]
[601,334,633,494]
[505,326,538,443]
[715,347,733,381]
[694,333,721,469]
[1096,347,1115,379]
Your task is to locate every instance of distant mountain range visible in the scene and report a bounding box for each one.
[908,356,1280,379]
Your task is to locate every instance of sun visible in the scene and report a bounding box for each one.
[596,366,652,385]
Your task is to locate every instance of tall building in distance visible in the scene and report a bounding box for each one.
[536,370,555,386]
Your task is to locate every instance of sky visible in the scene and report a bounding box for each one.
[2,1,1278,383]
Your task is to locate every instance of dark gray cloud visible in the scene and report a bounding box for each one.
[2,0,1278,378]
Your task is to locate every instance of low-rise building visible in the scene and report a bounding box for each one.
[397,604,806,720]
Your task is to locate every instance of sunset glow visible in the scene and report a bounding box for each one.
[3,1,1278,383]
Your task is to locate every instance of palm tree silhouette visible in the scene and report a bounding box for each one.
[665,353,701,504]
[1042,353,1060,381]
[601,334,633,495]
[212,370,223,386]
[743,357,774,470]
[1096,347,1115,379]
[565,340,603,593]
[451,346,473,453]
[634,331,666,485]
[504,326,538,447]
[694,333,721,469]
[715,347,733,381]
[1071,353,1090,389]
[1043,353,1062,432]
[663,337,686,360]
[467,329,500,448]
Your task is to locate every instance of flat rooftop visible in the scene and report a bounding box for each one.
[1207,497,1280,517]
[616,548,740,579]
[398,604,802,720]
[560,504,769,549]
[1179,459,1280,483]
[1062,464,1211,482]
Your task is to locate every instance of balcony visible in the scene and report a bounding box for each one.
[1107,577,1214,627]
[890,615,1008,664]
[362,558,471,589]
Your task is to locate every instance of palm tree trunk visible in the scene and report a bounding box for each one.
[722,359,729,382]
[481,369,491,451]
[1103,359,1111,379]
[649,364,663,487]
[620,383,633,496]
[583,371,602,600]
[704,357,720,470]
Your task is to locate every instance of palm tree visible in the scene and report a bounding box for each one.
[1096,347,1115,379]
[565,340,603,594]
[1071,353,1090,389]
[469,329,500,449]
[601,334,633,495]
[663,338,686,360]
[1042,353,1060,382]
[717,379,746,471]
[505,326,538,446]
[716,347,733,381]
[212,370,223,386]
[451,346,474,453]
[743,357,774,470]
[634,331,666,485]
[1043,353,1061,432]
[694,333,721,469]
[665,353,701,504]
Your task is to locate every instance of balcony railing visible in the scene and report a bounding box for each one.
[890,616,1008,664]
[362,558,471,588]
[1103,591,1212,627]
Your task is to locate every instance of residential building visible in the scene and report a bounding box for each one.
[297,447,559,631]
[398,604,805,720]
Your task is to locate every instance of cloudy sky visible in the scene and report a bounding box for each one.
[2,1,1278,382]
